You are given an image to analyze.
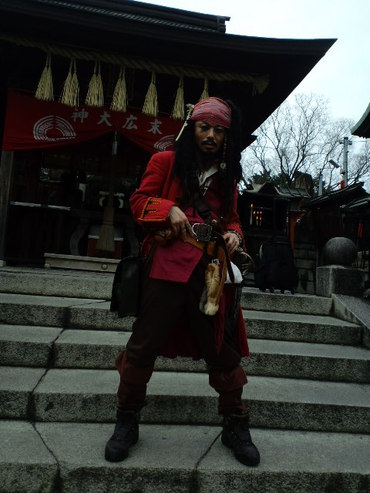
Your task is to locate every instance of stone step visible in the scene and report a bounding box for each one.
[247,338,370,382]
[2,326,369,383]
[0,294,360,345]
[244,309,361,344]
[54,329,370,383]
[333,294,370,349]
[240,288,332,314]
[1,421,57,493]
[0,325,63,367]
[0,293,134,330]
[0,366,46,419]
[1,266,333,315]
[2,420,369,493]
[0,266,113,299]
[2,367,369,433]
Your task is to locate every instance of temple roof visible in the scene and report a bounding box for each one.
[0,0,336,147]
[307,183,367,208]
[351,103,370,138]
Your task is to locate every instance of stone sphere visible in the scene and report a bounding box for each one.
[322,237,357,266]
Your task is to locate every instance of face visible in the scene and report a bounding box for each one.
[194,120,226,156]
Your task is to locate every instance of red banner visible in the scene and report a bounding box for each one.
[2,90,183,154]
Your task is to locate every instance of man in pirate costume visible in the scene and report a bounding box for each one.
[105,97,260,467]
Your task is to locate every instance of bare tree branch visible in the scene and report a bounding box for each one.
[240,93,368,193]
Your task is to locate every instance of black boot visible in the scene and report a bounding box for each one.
[105,410,139,462]
[221,414,260,466]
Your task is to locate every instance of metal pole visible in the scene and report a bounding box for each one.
[318,172,323,196]
[340,137,352,187]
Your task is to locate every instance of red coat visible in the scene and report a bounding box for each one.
[130,151,249,358]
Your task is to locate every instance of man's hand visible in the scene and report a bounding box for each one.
[223,231,240,255]
[168,206,194,241]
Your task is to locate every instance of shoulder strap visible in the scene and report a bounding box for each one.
[193,194,221,223]
[194,195,211,222]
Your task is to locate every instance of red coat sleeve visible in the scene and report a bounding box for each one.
[129,151,177,227]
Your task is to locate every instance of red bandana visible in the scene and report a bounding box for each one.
[190,97,231,128]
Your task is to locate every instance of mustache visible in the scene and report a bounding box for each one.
[202,139,216,146]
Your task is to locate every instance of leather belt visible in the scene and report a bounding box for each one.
[154,221,220,251]
[184,235,216,257]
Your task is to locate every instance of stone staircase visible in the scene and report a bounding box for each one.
[0,266,369,493]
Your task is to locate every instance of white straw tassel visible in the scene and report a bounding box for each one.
[60,58,79,107]
[171,76,185,120]
[110,66,127,112]
[85,61,104,107]
[142,71,158,116]
[35,53,54,101]
[199,77,209,101]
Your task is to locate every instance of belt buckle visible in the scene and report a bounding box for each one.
[192,223,212,242]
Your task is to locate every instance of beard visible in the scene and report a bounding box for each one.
[198,145,222,163]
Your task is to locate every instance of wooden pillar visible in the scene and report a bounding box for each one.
[0,150,14,264]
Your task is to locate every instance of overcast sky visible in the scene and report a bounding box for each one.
[136,0,369,124]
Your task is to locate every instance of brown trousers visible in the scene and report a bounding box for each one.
[116,258,248,415]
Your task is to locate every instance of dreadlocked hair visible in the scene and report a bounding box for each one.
[172,120,199,207]
[172,100,243,216]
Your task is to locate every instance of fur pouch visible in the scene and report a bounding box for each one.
[204,262,221,316]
